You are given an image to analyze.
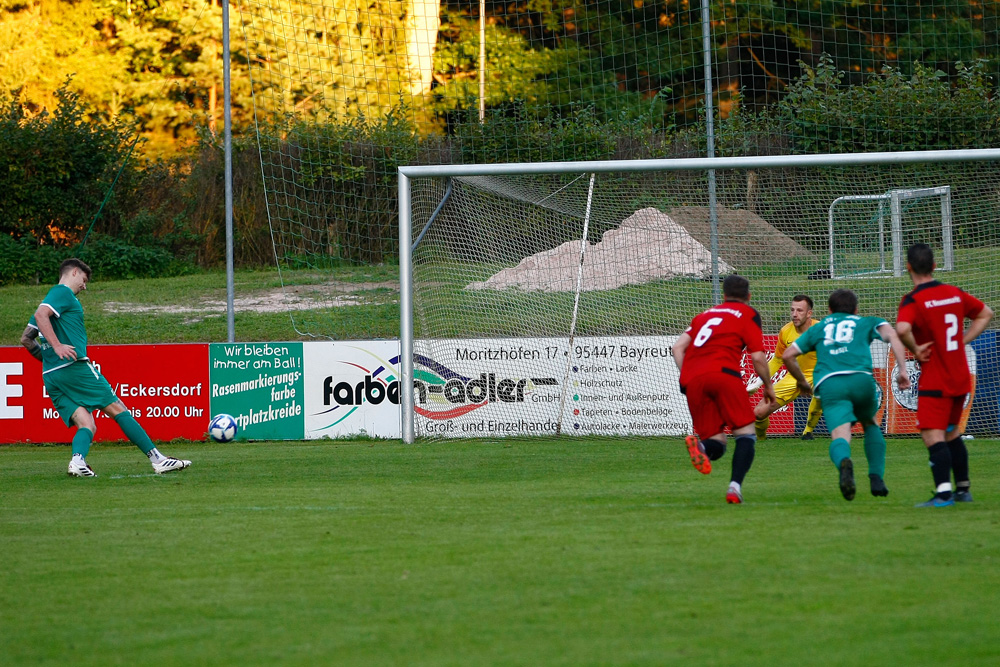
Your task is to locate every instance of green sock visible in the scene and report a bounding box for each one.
[862,424,887,478]
[829,438,851,469]
[71,428,94,458]
[114,412,155,455]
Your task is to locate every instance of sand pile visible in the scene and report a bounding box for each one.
[467,207,734,293]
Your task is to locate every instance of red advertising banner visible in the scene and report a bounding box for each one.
[741,334,795,435]
[884,348,975,435]
[0,345,210,444]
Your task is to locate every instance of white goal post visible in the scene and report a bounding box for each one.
[828,185,954,279]
[398,149,1000,444]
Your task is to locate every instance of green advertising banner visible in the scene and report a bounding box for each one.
[209,342,304,440]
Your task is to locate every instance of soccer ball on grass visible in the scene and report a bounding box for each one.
[208,413,239,443]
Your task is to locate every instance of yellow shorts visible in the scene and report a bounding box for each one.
[772,372,814,408]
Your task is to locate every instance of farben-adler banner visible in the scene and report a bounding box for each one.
[3,337,999,443]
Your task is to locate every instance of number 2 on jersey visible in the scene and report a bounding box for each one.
[944,313,960,351]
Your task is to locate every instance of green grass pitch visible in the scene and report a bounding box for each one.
[2,437,999,665]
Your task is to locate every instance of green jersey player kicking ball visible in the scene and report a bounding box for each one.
[20,258,191,477]
[782,289,913,501]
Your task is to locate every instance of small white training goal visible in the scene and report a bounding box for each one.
[827,186,953,279]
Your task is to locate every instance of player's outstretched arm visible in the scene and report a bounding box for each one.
[879,323,911,391]
[20,326,42,362]
[964,304,994,345]
[671,332,692,371]
[780,344,812,397]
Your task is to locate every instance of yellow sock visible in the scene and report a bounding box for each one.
[804,396,823,433]
[755,416,769,440]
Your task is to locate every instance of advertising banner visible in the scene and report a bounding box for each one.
[209,342,304,440]
[302,341,402,439]
[740,334,794,436]
[5,332,998,443]
[884,343,976,434]
[411,336,691,437]
[968,332,999,434]
[0,344,209,443]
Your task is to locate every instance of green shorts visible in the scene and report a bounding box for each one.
[44,360,119,427]
[815,373,879,431]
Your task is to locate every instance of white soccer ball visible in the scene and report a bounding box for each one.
[208,413,238,443]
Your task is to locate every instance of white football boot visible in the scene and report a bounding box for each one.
[68,458,97,477]
[153,457,191,474]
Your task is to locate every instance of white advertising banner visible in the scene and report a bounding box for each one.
[302,341,404,439]
[412,336,690,437]
[301,336,691,439]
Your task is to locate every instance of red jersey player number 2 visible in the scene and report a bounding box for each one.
[890,281,984,434]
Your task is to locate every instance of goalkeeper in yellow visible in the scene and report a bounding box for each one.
[747,294,824,440]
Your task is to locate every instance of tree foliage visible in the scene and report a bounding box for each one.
[2,0,998,150]
[0,83,132,244]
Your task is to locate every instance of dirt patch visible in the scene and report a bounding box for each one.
[665,206,812,270]
[102,281,399,319]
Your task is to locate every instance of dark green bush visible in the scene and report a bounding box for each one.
[0,232,198,286]
[0,83,134,245]
[777,55,1000,154]
[0,236,62,286]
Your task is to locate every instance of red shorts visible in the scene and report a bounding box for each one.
[683,372,755,439]
[917,394,967,431]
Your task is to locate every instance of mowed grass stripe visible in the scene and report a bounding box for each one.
[1,438,998,666]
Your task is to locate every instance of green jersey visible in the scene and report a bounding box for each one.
[790,313,888,389]
[28,284,89,374]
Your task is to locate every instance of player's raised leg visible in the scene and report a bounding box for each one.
[862,423,889,497]
[727,426,757,504]
[815,377,859,501]
[830,431,855,501]
[685,434,712,475]
[104,401,191,474]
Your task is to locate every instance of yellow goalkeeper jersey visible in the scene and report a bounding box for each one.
[768,320,819,379]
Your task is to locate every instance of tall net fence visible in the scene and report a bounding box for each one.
[401,157,1000,438]
[234,0,1000,338]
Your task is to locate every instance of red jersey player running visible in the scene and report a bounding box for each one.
[672,275,776,504]
[896,243,994,508]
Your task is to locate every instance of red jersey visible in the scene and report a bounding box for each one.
[679,301,764,389]
[897,281,985,396]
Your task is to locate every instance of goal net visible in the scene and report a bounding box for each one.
[400,153,1000,441]
[232,0,1000,341]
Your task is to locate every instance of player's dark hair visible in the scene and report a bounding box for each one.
[907,243,935,276]
[59,257,91,280]
[59,258,92,279]
[828,288,858,314]
[722,274,750,301]
[792,294,813,309]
